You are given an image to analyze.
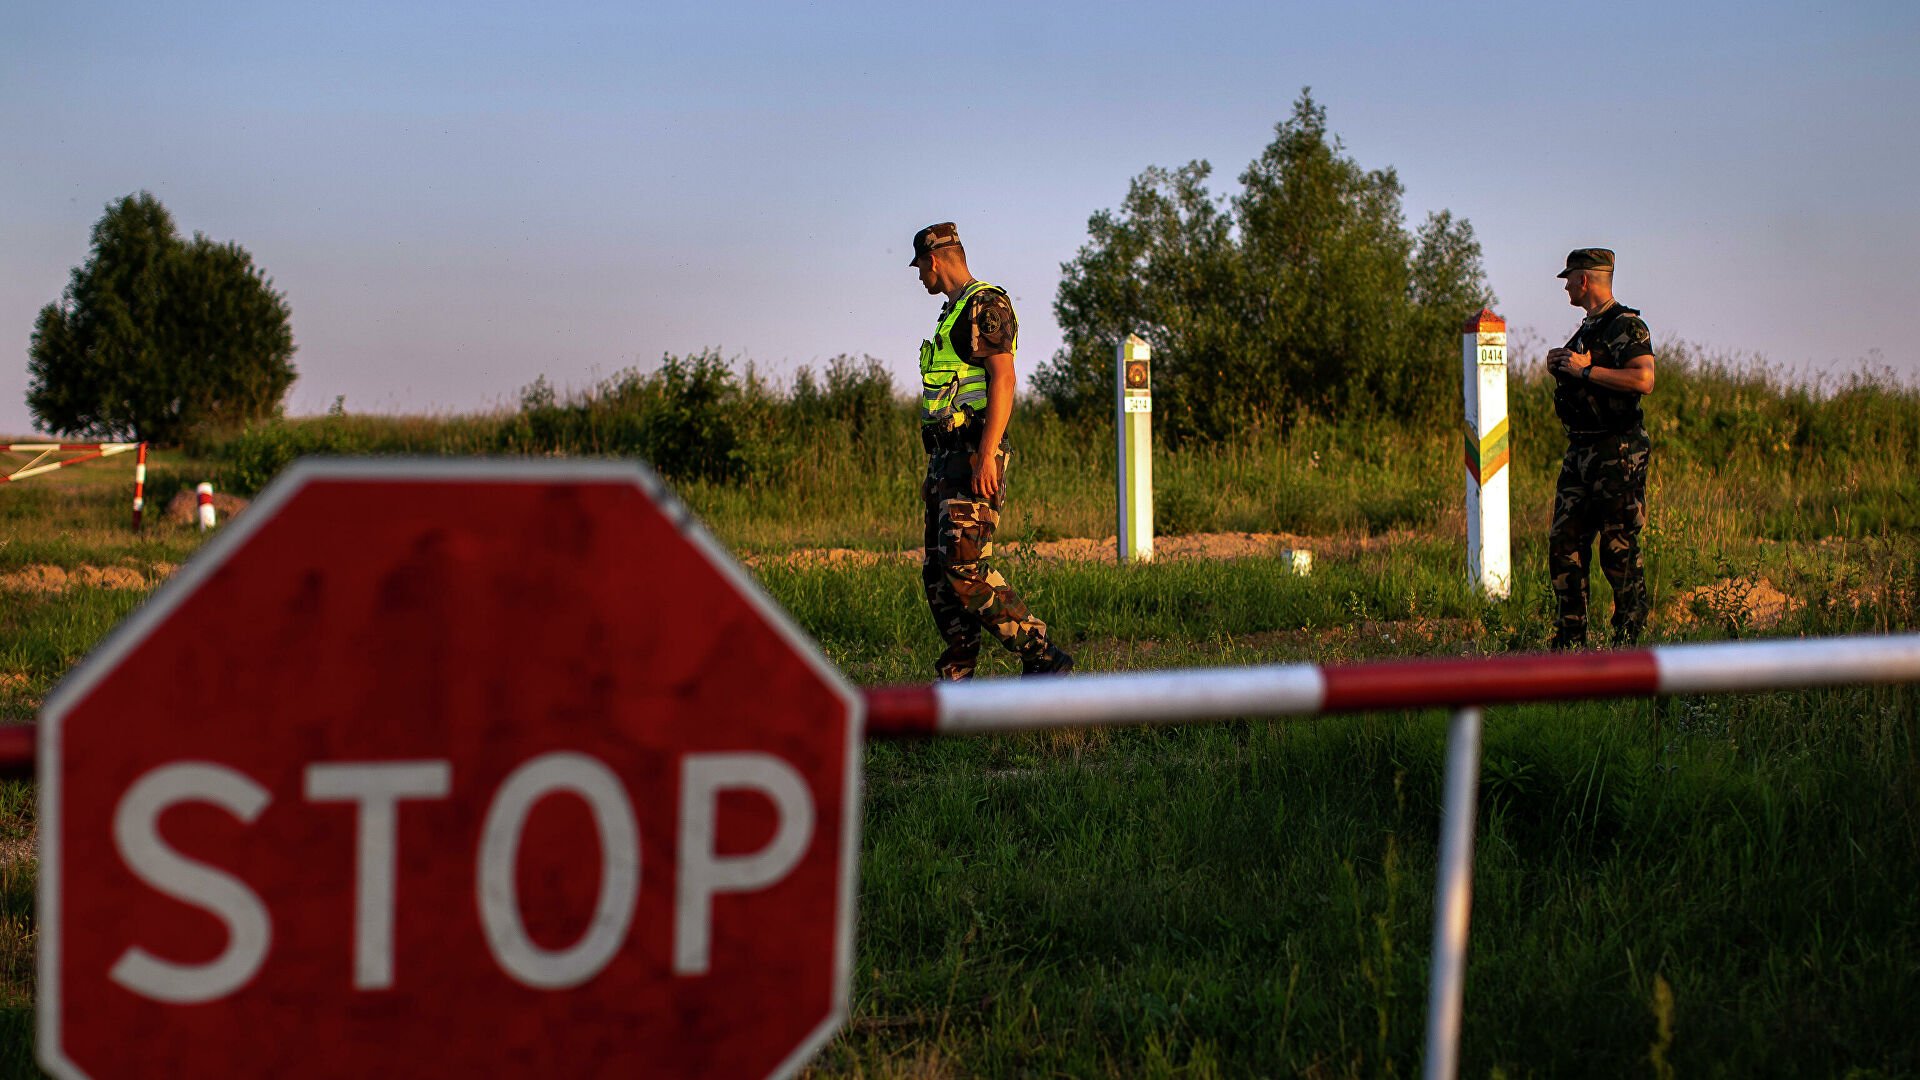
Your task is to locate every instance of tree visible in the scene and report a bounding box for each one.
[1036,91,1493,442]
[28,192,296,443]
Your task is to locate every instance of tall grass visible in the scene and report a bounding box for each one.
[190,342,1920,554]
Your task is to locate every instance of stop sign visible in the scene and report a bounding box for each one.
[38,459,862,1080]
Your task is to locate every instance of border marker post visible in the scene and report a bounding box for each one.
[1115,334,1153,564]
[196,482,216,532]
[131,443,147,531]
[1462,311,1511,598]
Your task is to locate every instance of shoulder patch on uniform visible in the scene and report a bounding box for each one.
[973,291,1014,339]
[1610,316,1651,347]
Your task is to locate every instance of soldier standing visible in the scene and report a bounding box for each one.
[1545,248,1657,648]
[908,222,1073,680]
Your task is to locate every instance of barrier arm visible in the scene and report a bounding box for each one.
[866,633,1920,1079]
[0,443,142,485]
[1,443,147,531]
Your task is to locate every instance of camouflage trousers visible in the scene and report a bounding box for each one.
[1549,430,1650,645]
[921,444,1053,680]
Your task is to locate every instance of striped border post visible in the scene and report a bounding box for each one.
[131,443,147,531]
[867,633,1920,1079]
[1462,311,1511,599]
[195,482,216,532]
[1115,335,1153,565]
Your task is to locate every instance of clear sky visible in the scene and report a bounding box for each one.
[4,1,1916,436]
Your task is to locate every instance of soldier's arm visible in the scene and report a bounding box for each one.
[972,352,1015,498]
[1586,353,1655,395]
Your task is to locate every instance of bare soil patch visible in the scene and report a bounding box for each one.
[1664,577,1803,631]
[747,530,1403,571]
[0,563,170,593]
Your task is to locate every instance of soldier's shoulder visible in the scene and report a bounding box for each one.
[970,286,1016,315]
[969,287,1017,335]
[1607,309,1652,347]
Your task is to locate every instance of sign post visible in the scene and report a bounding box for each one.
[1462,310,1511,598]
[1115,334,1153,564]
[38,459,862,1080]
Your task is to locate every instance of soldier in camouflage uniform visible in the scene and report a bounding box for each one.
[908,222,1073,680]
[1545,248,1657,648]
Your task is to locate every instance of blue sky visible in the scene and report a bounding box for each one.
[4,1,1916,435]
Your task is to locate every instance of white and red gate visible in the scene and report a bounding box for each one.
[1,442,149,529]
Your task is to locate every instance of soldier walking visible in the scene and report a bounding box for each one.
[908,222,1073,680]
[1544,248,1657,649]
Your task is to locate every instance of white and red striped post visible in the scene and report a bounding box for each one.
[131,443,147,531]
[196,482,216,532]
[866,633,1920,1078]
[1462,311,1511,599]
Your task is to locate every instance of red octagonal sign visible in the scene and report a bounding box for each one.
[38,460,862,1080]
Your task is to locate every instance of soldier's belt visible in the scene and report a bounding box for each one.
[921,419,980,454]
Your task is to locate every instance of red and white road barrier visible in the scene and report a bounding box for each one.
[867,630,1920,1080]
[1,442,148,531]
[865,634,1920,736]
[6,630,1917,1078]
[196,482,216,531]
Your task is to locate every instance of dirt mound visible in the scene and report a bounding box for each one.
[164,488,251,524]
[1664,577,1803,630]
[0,564,167,592]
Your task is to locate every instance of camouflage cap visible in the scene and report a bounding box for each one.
[1557,248,1615,278]
[910,222,961,265]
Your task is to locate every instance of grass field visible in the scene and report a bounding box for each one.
[0,347,1917,1077]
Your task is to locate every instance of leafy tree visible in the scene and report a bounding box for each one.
[1037,91,1492,442]
[28,192,296,443]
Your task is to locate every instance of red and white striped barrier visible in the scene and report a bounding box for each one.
[865,634,1920,736]
[6,630,1916,1078]
[1,442,148,531]
[863,630,1920,1080]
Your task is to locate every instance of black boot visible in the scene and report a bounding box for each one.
[1021,644,1074,676]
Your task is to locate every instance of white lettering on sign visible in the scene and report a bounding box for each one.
[304,761,452,990]
[110,762,273,1004]
[477,751,640,990]
[1477,345,1505,366]
[105,748,820,1002]
[674,753,815,976]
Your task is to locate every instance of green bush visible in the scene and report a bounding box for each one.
[195,350,915,496]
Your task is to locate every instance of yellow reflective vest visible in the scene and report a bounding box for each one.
[918,281,1008,427]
